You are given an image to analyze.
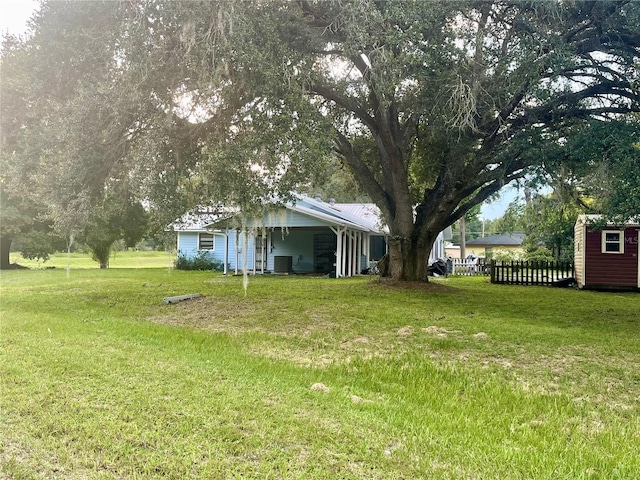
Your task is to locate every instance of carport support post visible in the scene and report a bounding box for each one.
[337,228,344,277]
[363,233,370,270]
[223,228,229,275]
[349,230,360,277]
[260,233,264,275]
[342,231,348,276]
[352,231,357,276]
[251,231,257,275]
[346,231,353,276]
[349,231,360,276]
[332,226,346,278]
[357,232,367,274]
[234,230,239,275]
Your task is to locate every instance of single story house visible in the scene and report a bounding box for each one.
[444,242,461,258]
[172,194,447,277]
[574,215,639,291]
[464,233,526,259]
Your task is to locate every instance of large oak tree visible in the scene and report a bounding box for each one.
[2,0,639,278]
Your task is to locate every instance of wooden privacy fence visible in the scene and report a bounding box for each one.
[490,260,575,286]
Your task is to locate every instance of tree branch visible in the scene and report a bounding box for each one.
[309,82,378,134]
[333,131,390,215]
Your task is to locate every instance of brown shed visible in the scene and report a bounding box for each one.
[574,215,640,291]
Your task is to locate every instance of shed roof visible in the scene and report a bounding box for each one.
[465,233,526,247]
[576,214,640,227]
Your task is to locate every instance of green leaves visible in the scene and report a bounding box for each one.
[80,192,148,267]
[541,118,640,221]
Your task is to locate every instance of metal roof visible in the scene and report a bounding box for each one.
[465,233,526,246]
[174,194,389,234]
[170,206,236,231]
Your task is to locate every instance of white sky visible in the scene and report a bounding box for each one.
[0,0,518,221]
[0,0,39,36]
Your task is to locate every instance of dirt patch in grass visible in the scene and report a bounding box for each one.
[448,344,640,413]
[149,293,403,366]
[147,285,640,414]
[148,296,263,334]
[149,295,341,340]
[149,292,467,370]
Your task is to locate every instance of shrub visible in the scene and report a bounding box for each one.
[524,245,554,262]
[492,248,524,262]
[175,251,223,271]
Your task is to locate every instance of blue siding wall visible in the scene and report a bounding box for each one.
[178,228,332,273]
[177,232,199,256]
[178,232,230,260]
[269,229,319,273]
[178,231,255,271]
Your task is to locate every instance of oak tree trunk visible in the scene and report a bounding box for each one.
[0,236,12,270]
[386,226,439,282]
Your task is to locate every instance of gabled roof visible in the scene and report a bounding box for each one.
[172,194,387,234]
[466,233,526,247]
[291,195,386,233]
[332,203,388,233]
[170,206,236,232]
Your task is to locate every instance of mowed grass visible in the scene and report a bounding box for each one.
[1,268,639,479]
[9,250,175,269]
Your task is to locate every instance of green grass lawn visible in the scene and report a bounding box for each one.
[9,250,176,269]
[1,269,639,479]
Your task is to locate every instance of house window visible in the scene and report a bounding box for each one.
[602,230,624,254]
[198,233,215,251]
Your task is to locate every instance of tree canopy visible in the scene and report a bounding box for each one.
[2,0,639,277]
[539,118,640,222]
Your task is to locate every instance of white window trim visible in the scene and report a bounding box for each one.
[601,230,624,254]
[198,232,215,251]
